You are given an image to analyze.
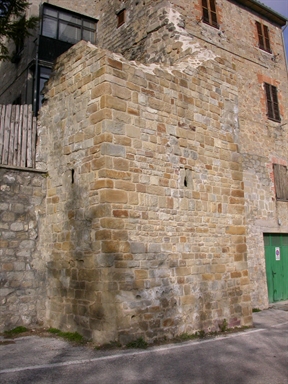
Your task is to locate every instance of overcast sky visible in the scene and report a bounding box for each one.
[259,0,288,57]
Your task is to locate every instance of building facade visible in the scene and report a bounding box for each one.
[1,0,288,344]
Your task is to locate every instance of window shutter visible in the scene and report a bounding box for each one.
[210,0,216,12]
[202,0,210,24]
[274,164,282,199]
[209,0,218,27]
[263,25,271,53]
[117,9,125,27]
[202,0,208,8]
[256,21,264,50]
[264,83,281,122]
[264,83,273,119]
[202,0,218,27]
[271,86,280,121]
[274,164,288,201]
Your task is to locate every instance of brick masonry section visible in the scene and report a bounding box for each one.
[38,42,252,344]
[0,168,46,332]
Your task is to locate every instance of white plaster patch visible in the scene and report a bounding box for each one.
[110,5,218,78]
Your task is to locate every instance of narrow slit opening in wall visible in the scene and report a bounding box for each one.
[71,169,74,184]
[184,168,193,189]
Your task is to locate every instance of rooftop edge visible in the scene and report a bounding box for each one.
[232,0,288,27]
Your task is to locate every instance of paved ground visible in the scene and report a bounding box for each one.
[0,303,287,383]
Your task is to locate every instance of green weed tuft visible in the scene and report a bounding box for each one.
[4,326,28,336]
[47,328,60,334]
[197,330,206,338]
[219,319,228,332]
[48,328,84,342]
[252,308,261,313]
[126,337,148,349]
[178,333,191,341]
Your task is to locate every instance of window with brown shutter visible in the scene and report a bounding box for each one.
[273,164,288,201]
[117,9,125,28]
[202,0,218,28]
[264,83,281,122]
[256,21,271,53]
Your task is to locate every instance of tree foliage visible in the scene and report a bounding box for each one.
[0,0,38,61]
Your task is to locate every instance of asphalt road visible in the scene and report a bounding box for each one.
[0,307,287,384]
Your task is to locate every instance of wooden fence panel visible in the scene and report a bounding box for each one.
[17,105,23,166]
[20,105,28,168]
[12,106,20,167]
[0,106,3,162]
[0,105,4,163]
[8,105,16,165]
[3,104,11,165]
[0,104,37,168]
[27,105,33,168]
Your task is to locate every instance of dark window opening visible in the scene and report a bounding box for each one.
[41,4,97,44]
[117,9,126,28]
[202,0,218,29]
[36,5,97,113]
[256,21,271,53]
[273,164,288,201]
[264,83,281,122]
[38,66,52,112]
[71,169,75,184]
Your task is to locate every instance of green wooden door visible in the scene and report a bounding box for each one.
[264,234,288,303]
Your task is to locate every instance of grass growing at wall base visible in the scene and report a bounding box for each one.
[126,337,148,349]
[47,328,84,343]
[4,326,29,336]
[95,323,253,351]
[177,332,204,341]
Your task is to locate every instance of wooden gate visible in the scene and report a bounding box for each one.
[264,233,288,303]
[0,104,37,168]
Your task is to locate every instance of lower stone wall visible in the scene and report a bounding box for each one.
[0,167,46,332]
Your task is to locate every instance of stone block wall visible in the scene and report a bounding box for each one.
[38,41,252,344]
[160,0,288,309]
[0,167,46,332]
[0,0,287,337]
